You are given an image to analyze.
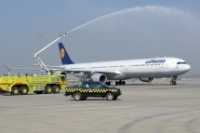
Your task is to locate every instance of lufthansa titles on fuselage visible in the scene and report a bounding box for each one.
[145,59,166,64]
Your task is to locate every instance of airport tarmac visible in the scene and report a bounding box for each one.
[0,78,200,133]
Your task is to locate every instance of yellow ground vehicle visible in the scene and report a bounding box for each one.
[0,74,67,95]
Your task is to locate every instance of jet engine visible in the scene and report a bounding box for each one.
[139,77,154,82]
[91,73,107,83]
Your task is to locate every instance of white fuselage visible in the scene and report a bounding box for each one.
[61,57,191,80]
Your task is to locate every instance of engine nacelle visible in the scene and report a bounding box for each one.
[91,73,107,83]
[139,77,154,82]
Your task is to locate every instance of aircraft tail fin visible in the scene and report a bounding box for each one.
[58,42,74,65]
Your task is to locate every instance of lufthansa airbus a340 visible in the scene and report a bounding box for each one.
[53,43,191,85]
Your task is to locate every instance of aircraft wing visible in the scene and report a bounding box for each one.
[46,65,121,75]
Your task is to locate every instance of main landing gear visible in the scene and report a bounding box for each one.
[105,80,126,86]
[170,76,177,86]
[105,81,111,86]
[115,80,126,86]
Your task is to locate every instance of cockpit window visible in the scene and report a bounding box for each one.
[177,61,187,64]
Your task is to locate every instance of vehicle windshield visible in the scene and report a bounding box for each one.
[83,82,108,88]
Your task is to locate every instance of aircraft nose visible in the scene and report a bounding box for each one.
[185,64,191,72]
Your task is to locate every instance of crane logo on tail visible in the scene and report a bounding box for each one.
[60,48,65,59]
[58,42,74,65]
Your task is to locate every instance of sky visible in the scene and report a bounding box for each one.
[0,0,200,76]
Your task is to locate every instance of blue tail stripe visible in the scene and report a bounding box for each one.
[58,42,74,65]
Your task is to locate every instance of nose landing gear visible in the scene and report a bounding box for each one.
[170,76,177,85]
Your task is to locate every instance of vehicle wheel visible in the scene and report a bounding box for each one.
[11,87,20,95]
[106,92,114,101]
[45,86,53,94]
[73,92,82,101]
[21,86,29,95]
[53,85,60,94]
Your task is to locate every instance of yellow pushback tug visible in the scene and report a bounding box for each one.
[0,73,67,95]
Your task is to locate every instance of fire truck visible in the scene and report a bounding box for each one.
[0,73,67,95]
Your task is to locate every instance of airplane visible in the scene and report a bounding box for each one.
[56,42,191,85]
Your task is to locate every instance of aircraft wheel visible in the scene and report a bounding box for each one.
[106,81,111,86]
[170,76,177,86]
[170,79,177,85]
[115,81,121,86]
